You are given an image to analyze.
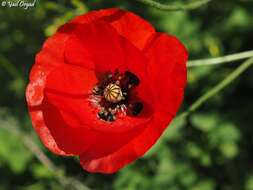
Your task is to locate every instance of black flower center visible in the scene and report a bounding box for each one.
[89,70,143,122]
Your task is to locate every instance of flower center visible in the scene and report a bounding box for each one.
[89,70,143,122]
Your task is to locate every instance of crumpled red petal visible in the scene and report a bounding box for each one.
[26,30,71,156]
[146,33,188,116]
[71,8,155,50]
[80,113,171,173]
[45,64,98,96]
[65,21,125,73]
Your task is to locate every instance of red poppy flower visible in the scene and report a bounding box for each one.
[26,8,188,174]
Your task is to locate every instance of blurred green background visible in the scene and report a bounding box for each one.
[0,0,253,189]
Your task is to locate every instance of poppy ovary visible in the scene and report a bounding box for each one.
[103,83,125,103]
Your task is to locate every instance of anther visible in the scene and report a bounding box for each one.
[124,71,140,86]
[130,102,143,116]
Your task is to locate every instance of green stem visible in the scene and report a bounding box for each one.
[178,57,253,119]
[187,50,253,67]
[135,0,211,11]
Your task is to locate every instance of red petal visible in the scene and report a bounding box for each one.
[71,8,155,50]
[146,33,188,116]
[41,99,95,155]
[26,27,73,156]
[41,64,97,154]
[27,32,68,106]
[80,113,172,173]
[64,35,95,70]
[45,64,97,95]
[65,21,125,73]
[101,9,155,50]
[27,110,71,156]
[119,36,154,106]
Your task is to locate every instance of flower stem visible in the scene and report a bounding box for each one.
[135,0,211,11]
[178,57,253,120]
[187,50,253,67]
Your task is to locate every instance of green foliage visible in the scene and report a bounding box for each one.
[0,110,32,173]
[0,0,253,190]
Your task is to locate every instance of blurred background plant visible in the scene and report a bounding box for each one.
[0,0,253,190]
